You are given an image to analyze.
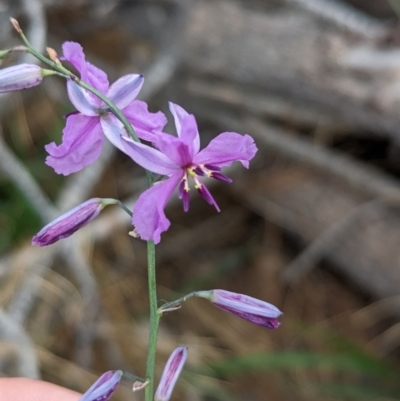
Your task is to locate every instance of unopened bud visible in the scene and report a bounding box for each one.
[154,347,188,401]
[80,370,122,401]
[10,18,22,33]
[32,198,117,246]
[46,47,61,64]
[196,290,282,329]
[0,64,54,93]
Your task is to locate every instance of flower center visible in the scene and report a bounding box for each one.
[97,106,111,117]
[178,164,232,212]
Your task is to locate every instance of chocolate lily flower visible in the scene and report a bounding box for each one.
[122,102,257,243]
[45,41,167,175]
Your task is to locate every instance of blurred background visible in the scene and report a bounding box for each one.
[1,0,400,400]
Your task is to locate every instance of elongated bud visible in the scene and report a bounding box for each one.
[154,347,188,401]
[0,64,55,93]
[46,47,61,64]
[196,290,282,329]
[80,370,122,401]
[10,18,22,33]
[32,198,117,246]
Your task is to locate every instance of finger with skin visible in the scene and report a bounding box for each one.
[0,378,81,401]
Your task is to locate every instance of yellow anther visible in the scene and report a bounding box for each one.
[194,176,202,189]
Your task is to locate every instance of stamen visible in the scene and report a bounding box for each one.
[182,190,190,212]
[178,177,190,212]
[193,166,205,176]
[204,164,221,172]
[194,178,220,212]
[210,171,232,183]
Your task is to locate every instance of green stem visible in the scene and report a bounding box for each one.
[145,240,159,401]
[158,291,198,314]
[116,200,133,217]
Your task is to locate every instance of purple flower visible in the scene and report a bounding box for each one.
[80,370,122,401]
[32,198,113,246]
[45,41,167,175]
[0,64,50,92]
[155,347,188,401]
[197,290,282,329]
[122,102,257,243]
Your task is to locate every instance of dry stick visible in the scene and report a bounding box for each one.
[286,0,392,38]
[282,199,385,284]
[0,131,56,222]
[244,119,400,197]
[61,239,100,368]
[0,309,40,378]
[21,0,47,63]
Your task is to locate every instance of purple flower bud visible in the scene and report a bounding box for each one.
[80,370,122,401]
[197,290,282,329]
[0,64,49,93]
[32,198,115,246]
[155,347,188,401]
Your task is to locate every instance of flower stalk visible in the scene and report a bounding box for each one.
[145,239,159,401]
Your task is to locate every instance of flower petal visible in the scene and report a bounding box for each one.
[121,135,179,175]
[194,132,257,168]
[106,74,144,109]
[169,102,200,155]
[45,114,103,175]
[168,102,188,137]
[67,80,99,116]
[62,42,86,74]
[155,133,193,167]
[180,114,200,156]
[133,172,183,243]
[122,100,167,143]
[100,113,130,154]
[62,41,109,93]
